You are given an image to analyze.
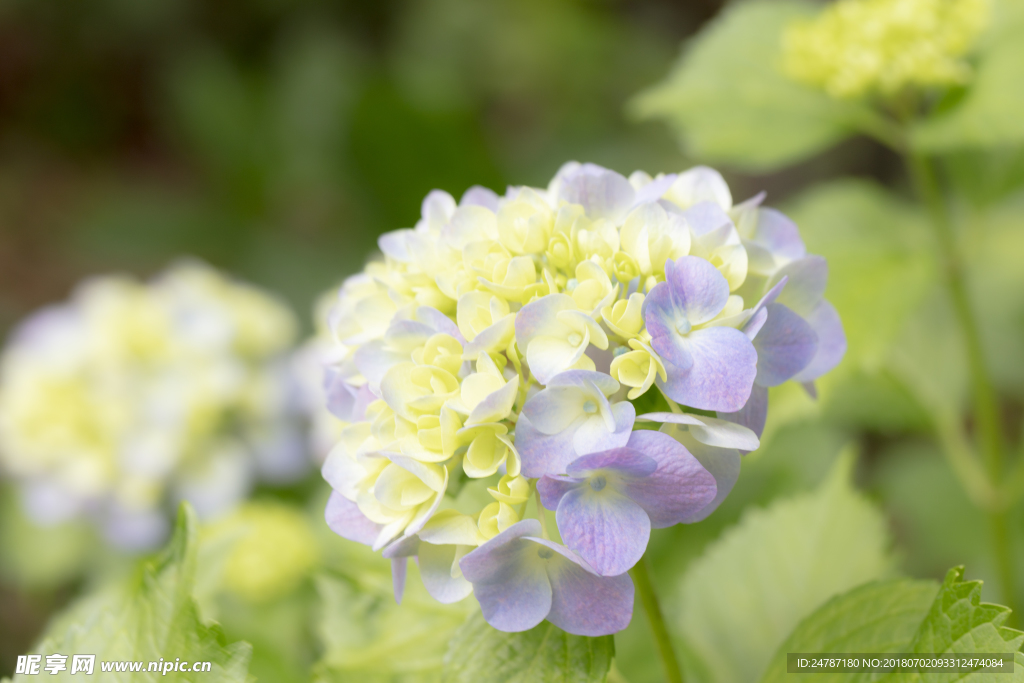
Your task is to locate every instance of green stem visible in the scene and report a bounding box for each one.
[630,556,683,683]
[905,152,1018,622]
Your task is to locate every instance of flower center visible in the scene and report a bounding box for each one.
[582,400,597,414]
[567,332,583,347]
[590,476,607,492]
[537,548,553,559]
[675,317,692,335]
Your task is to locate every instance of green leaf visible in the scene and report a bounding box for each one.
[630,0,870,172]
[896,567,1024,664]
[673,451,893,683]
[760,579,940,683]
[760,568,1024,683]
[313,564,471,683]
[441,610,614,683]
[14,503,252,683]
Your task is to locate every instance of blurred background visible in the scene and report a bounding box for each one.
[1,0,1019,681]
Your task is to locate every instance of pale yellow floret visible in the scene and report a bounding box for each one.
[570,260,619,316]
[456,292,516,358]
[457,423,520,478]
[411,333,464,376]
[488,474,532,505]
[497,195,555,255]
[610,338,668,400]
[620,204,691,283]
[782,0,990,99]
[478,501,520,540]
[602,293,646,341]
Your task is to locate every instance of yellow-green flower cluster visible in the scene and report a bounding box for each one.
[782,0,990,99]
[0,261,302,549]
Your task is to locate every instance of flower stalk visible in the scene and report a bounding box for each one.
[630,556,683,683]
[905,151,1018,624]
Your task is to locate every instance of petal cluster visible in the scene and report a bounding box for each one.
[320,162,845,635]
[0,261,303,549]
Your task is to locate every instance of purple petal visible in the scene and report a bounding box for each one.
[791,300,846,382]
[523,387,586,434]
[657,326,757,412]
[565,448,658,479]
[323,368,356,419]
[619,431,717,528]
[770,256,827,316]
[422,189,457,225]
[461,185,499,211]
[516,413,579,478]
[460,520,552,632]
[572,402,635,456]
[353,340,407,394]
[528,537,635,636]
[682,202,733,237]
[378,229,414,262]
[631,174,677,206]
[558,164,635,221]
[382,533,420,558]
[719,383,768,439]
[660,427,741,523]
[547,370,620,395]
[743,276,789,340]
[554,487,650,576]
[664,256,731,326]
[749,208,806,262]
[419,542,474,604]
[645,284,694,371]
[392,557,408,604]
[325,492,381,546]
[754,303,818,387]
[416,306,465,343]
[537,475,585,510]
[743,307,768,340]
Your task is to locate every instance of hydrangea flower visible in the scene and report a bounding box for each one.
[320,163,845,635]
[0,261,305,549]
[782,0,990,99]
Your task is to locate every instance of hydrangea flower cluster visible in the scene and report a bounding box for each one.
[0,261,305,549]
[321,163,845,635]
[782,0,990,99]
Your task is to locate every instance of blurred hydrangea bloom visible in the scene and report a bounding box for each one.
[321,163,845,635]
[782,0,990,99]
[201,501,319,603]
[0,261,305,550]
